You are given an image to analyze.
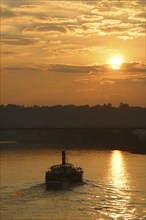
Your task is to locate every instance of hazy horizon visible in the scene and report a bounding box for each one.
[1,102,146,108]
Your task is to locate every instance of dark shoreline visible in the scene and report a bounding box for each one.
[0,143,145,155]
[0,128,145,154]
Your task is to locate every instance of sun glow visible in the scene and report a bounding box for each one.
[109,56,123,69]
[111,150,127,188]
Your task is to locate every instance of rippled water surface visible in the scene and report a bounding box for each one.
[0,145,146,220]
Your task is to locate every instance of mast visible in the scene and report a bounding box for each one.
[62,151,66,165]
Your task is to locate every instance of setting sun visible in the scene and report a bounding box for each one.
[1,0,145,107]
[110,56,123,70]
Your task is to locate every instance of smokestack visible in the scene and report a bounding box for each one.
[62,151,66,165]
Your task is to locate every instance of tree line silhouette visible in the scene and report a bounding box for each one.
[0,103,145,128]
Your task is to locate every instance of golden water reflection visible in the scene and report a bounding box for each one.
[111,150,127,188]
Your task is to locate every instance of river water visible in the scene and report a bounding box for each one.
[0,144,146,220]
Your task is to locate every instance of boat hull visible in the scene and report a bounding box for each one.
[45,171,83,189]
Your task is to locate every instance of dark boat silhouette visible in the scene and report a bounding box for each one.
[45,151,83,188]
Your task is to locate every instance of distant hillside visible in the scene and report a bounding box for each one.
[0,103,146,129]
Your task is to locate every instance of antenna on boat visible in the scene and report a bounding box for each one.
[62,151,66,165]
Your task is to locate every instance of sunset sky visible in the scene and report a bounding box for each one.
[1,0,146,107]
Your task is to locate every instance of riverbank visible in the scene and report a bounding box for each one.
[0,128,145,154]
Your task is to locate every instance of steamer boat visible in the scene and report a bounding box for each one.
[45,151,83,188]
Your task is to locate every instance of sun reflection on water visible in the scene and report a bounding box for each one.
[111,150,127,188]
